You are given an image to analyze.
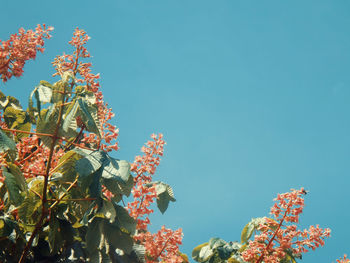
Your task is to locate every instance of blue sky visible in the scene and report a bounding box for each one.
[1,0,350,261]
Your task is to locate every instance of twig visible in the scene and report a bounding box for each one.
[19,76,69,263]
[47,197,96,202]
[1,127,55,137]
[256,201,292,263]
[49,177,78,210]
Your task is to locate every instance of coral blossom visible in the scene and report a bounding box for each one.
[0,24,53,82]
[128,134,183,263]
[52,28,119,152]
[337,254,350,263]
[241,188,331,263]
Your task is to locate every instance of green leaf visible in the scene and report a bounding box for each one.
[192,242,213,263]
[0,91,7,110]
[62,99,79,135]
[18,177,43,224]
[103,221,134,254]
[98,200,116,223]
[241,217,265,244]
[51,150,83,181]
[88,168,103,199]
[14,121,31,140]
[113,204,136,235]
[102,173,134,197]
[102,157,130,183]
[77,98,101,137]
[76,151,105,199]
[131,244,145,263]
[18,194,42,225]
[36,84,53,104]
[7,163,27,191]
[82,201,97,226]
[0,216,21,239]
[209,238,227,250]
[7,96,22,109]
[228,254,246,263]
[152,181,176,214]
[100,156,133,197]
[48,216,63,254]
[2,167,25,206]
[217,243,233,260]
[52,80,67,104]
[86,218,103,252]
[0,129,16,153]
[36,105,59,147]
[3,105,31,141]
[76,150,105,178]
[78,89,96,105]
[61,71,75,85]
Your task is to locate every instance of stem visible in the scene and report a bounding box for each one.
[2,127,94,151]
[19,147,40,165]
[1,127,55,137]
[19,81,68,263]
[63,125,85,151]
[29,189,42,199]
[256,201,293,263]
[49,177,78,210]
[156,236,171,259]
[48,197,96,202]
[22,171,47,176]
[19,43,84,262]
[66,140,94,151]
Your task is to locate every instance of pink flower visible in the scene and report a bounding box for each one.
[0,24,53,82]
[52,28,119,153]
[242,188,331,263]
[127,134,183,262]
[337,254,350,263]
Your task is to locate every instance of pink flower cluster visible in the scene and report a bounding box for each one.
[136,226,183,263]
[127,134,183,263]
[0,113,63,184]
[16,136,64,178]
[128,133,165,230]
[0,24,53,82]
[52,28,119,152]
[241,188,331,263]
[337,254,350,263]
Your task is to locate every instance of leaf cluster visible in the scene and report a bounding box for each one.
[192,218,302,263]
[0,75,151,263]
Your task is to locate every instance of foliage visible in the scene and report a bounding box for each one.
[0,26,184,263]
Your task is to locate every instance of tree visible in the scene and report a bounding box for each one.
[0,25,346,263]
[0,26,185,263]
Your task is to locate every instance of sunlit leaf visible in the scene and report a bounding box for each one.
[192,242,212,262]
[36,105,59,147]
[241,217,265,244]
[2,167,24,206]
[0,129,16,153]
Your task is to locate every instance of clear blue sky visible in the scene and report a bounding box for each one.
[1,1,350,261]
